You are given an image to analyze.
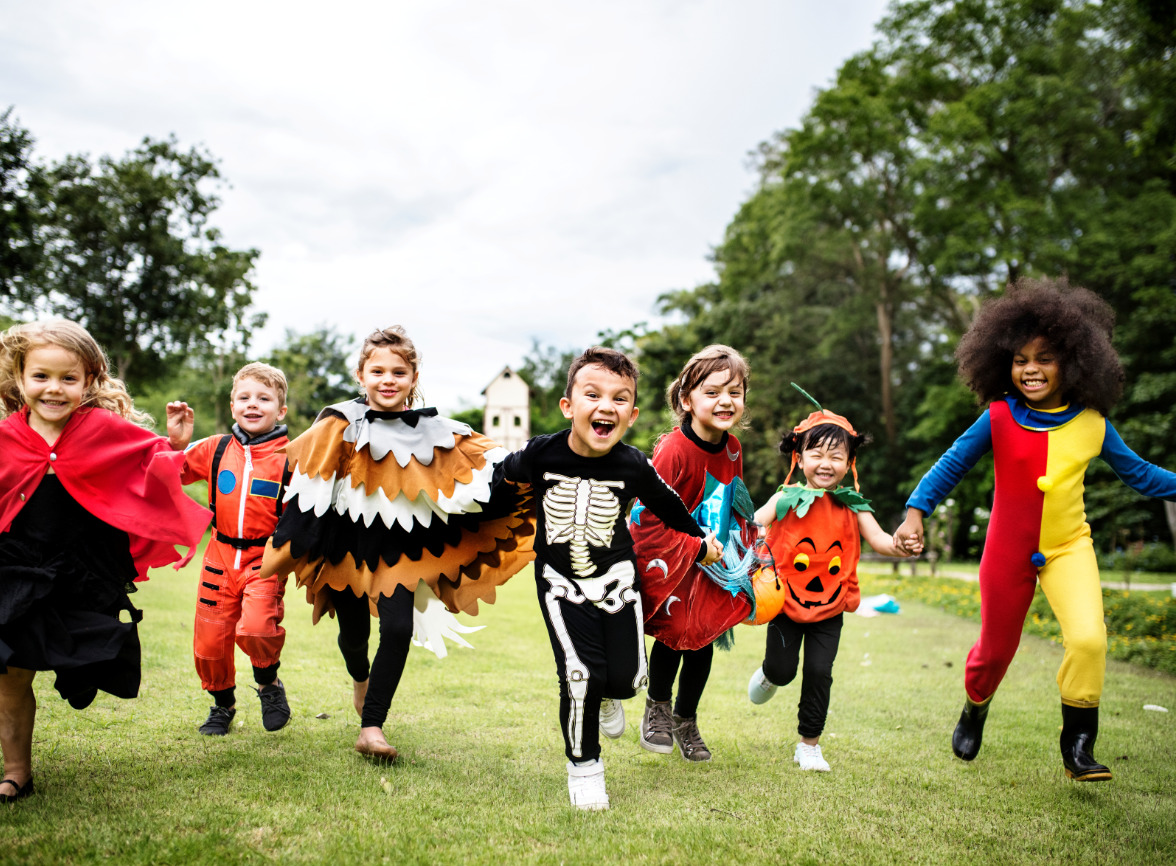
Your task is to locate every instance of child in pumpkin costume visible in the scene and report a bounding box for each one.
[894,278,1176,781]
[747,395,914,771]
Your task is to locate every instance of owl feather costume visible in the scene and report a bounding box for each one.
[262,400,535,655]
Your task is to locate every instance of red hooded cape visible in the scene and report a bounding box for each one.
[0,406,211,580]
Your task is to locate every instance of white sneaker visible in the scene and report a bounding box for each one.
[748,667,778,704]
[794,742,831,772]
[566,759,609,810]
[599,698,626,739]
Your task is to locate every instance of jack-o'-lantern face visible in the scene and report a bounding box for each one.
[783,536,845,609]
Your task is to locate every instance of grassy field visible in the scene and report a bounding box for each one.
[1,556,1174,865]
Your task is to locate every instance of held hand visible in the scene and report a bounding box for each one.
[893,509,925,556]
[700,532,724,567]
[166,401,195,451]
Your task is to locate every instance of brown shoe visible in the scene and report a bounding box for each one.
[640,699,674,754]
[672,714,712,762]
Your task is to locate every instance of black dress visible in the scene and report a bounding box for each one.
[0,473,142,707]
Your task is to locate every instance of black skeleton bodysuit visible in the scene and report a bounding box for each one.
[499,430,705,762]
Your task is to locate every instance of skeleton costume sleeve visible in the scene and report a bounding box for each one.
[261,400,536,641]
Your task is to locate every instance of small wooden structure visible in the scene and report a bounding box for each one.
[482,366,530,451]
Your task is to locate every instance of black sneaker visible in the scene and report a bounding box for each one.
[199,705,236,736]
[257,681,291,731]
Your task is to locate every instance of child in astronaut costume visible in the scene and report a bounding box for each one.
[497,347,722,811]
[174,363,293,735]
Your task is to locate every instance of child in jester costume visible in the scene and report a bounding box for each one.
[894,278,1176,781]
[744,386,915,772]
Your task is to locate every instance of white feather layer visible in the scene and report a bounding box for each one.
[411,582,484,658]
[284,449,507,531]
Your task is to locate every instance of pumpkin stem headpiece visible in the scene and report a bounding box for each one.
[784,383,861,491]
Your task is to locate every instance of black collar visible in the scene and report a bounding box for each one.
[681,419,728,454]
[232,423,289,445]
[364,406,438,427]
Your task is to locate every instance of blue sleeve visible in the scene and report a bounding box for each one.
[1099,421,1176,500]
[905,411,993,514]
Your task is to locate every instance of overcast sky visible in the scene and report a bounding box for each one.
[2,0,890,411]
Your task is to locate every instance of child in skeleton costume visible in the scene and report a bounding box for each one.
[496,347,722,811]
[630,345,756,763]
[262,327,534,763]
[746,391,912,772]
[895,279,1176,781]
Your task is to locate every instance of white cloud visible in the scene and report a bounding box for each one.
[2,0,889,410]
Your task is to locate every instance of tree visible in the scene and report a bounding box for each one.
[0,107,42,299]
[264,325,355,437]
[517,339,577,437]
[6,134,261,389]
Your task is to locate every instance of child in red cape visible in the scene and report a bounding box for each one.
[0,320,210,804]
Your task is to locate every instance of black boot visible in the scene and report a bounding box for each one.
[952,695,991,761]
[1060,704,1112,781]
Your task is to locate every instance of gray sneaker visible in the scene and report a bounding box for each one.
[639,699,674,754]
[672,714,712,762]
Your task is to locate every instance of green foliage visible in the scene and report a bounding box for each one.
[263,325,354,437]
[1099,544,1176,575]
[0,129,262,391]
[632,0,1176,555]
[0,107,41,298]
[449,405,484,432]
[516,339,576,437]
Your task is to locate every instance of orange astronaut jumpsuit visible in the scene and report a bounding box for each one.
[181,426,290,693]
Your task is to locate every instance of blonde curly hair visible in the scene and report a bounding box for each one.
[0,319,152,427]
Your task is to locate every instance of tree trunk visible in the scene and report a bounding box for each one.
[1165,501,1176,550]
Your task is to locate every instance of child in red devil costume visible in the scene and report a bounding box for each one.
[747,390,916,771]
[630,345,756,762]
[171,363,293,736]
[0,320,210,803]
[894,278,1176,781]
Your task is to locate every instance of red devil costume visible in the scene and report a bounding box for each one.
[0,406,210,706]
[631,424,757,651]
[181,425,290,694]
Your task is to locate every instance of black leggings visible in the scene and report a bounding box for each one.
[762,612,843,739]
[330,584,414,729]
[647,640,713,719]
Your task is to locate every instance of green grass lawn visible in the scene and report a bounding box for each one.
[1,556,1174,865]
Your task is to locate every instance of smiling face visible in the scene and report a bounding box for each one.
[358,347,418,413]
[1011,336,1064,410]
[797,438,850,491]
[230,376,288,436]
[559,363,639,457]
[21,343,90,441]
[682,369,745,443]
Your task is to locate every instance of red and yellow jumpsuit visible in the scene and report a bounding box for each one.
[181,426,290,693]
[908,397,1176,708]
